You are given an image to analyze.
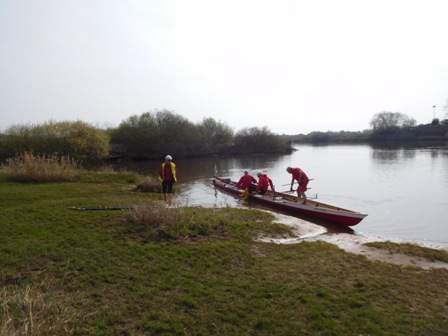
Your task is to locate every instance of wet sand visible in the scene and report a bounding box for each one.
[258,212,448,270]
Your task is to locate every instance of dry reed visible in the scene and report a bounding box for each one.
[1,152,82,182]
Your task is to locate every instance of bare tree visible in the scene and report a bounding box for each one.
[370,112,416,130]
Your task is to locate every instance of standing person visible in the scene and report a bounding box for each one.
[286,166,309,199]
[236,170,257,198]
[158,155,177,207]
[252,171,275,195]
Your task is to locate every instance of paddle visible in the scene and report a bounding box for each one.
[282,187,311,193]
[280,190,318,200]
[281,178,314,187]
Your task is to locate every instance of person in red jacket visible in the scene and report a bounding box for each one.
[286,166,309,199]
[253,171,275,195]
[237,171,257,198]
[236,171,257,190]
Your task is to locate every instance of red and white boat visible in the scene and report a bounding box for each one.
[213,176,367,227]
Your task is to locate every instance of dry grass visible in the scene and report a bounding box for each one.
[1,282,81,335]
[123,200,183,227]
[1,152,82,182]
[134,176,161,193]
[122,201,226,242]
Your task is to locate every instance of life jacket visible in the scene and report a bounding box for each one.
[159,162,177,182]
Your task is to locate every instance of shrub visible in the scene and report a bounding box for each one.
[0,121,110,165]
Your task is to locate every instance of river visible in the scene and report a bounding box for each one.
[119,142,448,246]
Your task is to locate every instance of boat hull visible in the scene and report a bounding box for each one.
[213,176,367,227]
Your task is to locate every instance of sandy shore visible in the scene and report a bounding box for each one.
[258,212,448,270]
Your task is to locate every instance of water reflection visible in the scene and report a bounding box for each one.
[371,149,399,162]
[402,149,416,160]
[371,145,444,163]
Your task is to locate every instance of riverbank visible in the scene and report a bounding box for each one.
[259,212,448,270]
[2,179,448,335]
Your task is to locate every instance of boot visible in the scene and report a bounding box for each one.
[242,189,251,200]
[240,188,248,198]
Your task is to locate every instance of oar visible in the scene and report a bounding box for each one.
[282,188,312,193]
[279,190,318,199]
[281,178,314,186]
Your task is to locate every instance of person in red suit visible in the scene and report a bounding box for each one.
[236,170,257,190]
[286,166,309,199]
[253,172,275,195]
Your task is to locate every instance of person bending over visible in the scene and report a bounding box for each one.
[250,171,275,195]
[237,170,257,198]
[286,166,309,199]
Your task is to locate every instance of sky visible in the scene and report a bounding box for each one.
[1,0,448,135]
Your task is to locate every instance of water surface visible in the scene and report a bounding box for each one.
[120,143,448,244]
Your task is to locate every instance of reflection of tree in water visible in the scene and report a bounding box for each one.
[372,149,399,162]
[372,148,420,162]
[372,144,447,164]
[430,149,439,159]
[403,149,416,160]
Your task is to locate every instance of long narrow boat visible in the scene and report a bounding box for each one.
[213,176,367,227]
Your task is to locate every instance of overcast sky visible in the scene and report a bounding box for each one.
[1,0,448,134]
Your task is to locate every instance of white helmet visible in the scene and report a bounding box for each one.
[165,155,172,161]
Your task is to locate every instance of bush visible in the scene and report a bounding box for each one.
[0,121,110,165]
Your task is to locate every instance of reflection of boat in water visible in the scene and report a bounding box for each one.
[213,176,367,227]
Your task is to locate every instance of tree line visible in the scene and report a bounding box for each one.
[0,110,292,165]
[286,111,448,144]
[1,109,447,165]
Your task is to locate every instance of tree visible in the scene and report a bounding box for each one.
[233,126,291,154]
[112,109,207,159]
[370,112,416,130]
[197,118,233,154]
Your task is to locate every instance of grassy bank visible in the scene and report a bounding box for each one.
[1,178,448,335]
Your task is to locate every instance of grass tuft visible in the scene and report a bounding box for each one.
[133,176,161,193]
[121,201,229,241]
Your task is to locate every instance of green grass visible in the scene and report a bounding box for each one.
[1,179,448,335]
